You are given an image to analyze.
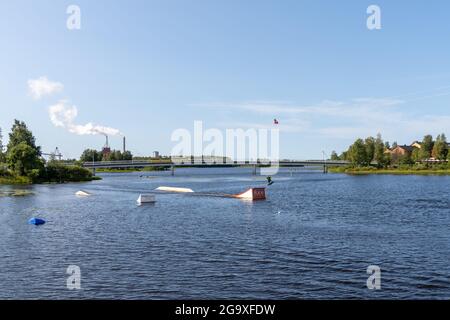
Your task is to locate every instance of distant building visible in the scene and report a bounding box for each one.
[411,141,422,149]
[386,145,415,162]
[386,140,423,157]
[102,146,111,158]
[391,145,414,155]
[385,139,449,163]
[153,151,160,158]
[102,136,111,158]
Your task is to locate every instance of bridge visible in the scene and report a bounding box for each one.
[81,159,350,175]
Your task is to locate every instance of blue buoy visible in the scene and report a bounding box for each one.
[28,218,46,226]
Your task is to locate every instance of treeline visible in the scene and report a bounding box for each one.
[411,134,449,161]
[330,133,449,167]
[0,120,94,184]
[80,149,133,162]
[330,134,390,167]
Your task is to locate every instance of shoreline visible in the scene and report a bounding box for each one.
[329,167,450,176]
[0,176,32,185]
[0,176,101,185]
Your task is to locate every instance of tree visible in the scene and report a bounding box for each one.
[419,135,434,160]
[384,141,391,150]
[83,149,133,162]
[104,150,122,161]
[365,137,376,163]
[330,151,340,161]
[7,120,41,156]
[80,149,103,162]
[6,142,43,177]
[5,120,43,178]
[411,148,420,163]
[374,134,390,168]
[392,141,398,149]
[339,151,348,161]
[397,153,414,165]
[122,151,133,160]
[348,139,369,167]
[41,161,93,183]
[0,127,5,163]
[432,134,448,160]
[112,150,123,161]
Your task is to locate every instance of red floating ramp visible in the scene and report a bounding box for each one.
[234,188,266,200]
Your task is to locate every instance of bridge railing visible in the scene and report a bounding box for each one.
[82,159,350,167]
[284,160,350,165]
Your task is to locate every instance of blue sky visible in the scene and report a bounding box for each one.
[1,0,450,159]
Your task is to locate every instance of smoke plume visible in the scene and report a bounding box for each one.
[49,100,122,136]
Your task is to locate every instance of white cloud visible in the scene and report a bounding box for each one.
[218,119,311,133]
[28,76,64,100]
[192,98,404,117]
[193,97,450,142]
[49,100,122,136]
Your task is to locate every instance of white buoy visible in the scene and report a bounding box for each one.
[137,194,156,205]
[75,190,91,197]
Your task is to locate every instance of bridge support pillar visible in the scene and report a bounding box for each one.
[171,165,175,176]
[92,168,96,176]
[323,165,328,174]
[253,164,257,175]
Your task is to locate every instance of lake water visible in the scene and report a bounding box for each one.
[1,168,449,299]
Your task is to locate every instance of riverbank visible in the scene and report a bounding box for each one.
[329,166,450,175]
[0,175,101,185]
[0,164,101,185]
[0,176,32,185]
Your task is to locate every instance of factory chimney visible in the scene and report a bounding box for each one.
[102,135,111,158]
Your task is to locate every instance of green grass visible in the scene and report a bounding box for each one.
[0,164,102,184]
[39,175,102,183]
[0,176,32,185]
[329,166,450,175]
[0,175,101,185]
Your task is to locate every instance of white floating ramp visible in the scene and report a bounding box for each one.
[75,190,91,197]
[137,194,156,205]
[155,186,194,193]
[155,186,266,201]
